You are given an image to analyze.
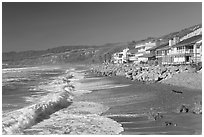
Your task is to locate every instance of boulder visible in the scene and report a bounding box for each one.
[191,101,202,114]
[177,104,189,113]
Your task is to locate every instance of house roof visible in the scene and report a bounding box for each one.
[141,53,155,58]
[147,42,169,51]
[155,44,170,51]
[128,49,138,54]
[172,35,202,48]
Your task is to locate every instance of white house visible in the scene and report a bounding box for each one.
[112,48,129,63]
[134,41,157,63]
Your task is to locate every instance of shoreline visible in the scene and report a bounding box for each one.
[2,64,202,135]
[2,67,124,135]
[23,68,124,135]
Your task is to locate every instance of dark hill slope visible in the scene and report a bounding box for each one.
[3,42,129,66]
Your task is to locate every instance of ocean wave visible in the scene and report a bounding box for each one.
[2,77,32,86]
[85,77,105,80]
[2,67,40,73]
[2,89,74,135]
[2,69,83,135]
[34,75,68,93]
[73,81,130,91]
[2,66,62,74]
[105,113,143,118]
[23,95,43,103]
[2,104,19,108]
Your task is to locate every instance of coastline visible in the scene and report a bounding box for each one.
[2,66,124,135]
[2,64,202,135]
[23,68,124,135]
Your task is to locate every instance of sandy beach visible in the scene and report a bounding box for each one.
[74,70,202,135]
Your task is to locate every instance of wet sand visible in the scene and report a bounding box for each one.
[75,72,202,135]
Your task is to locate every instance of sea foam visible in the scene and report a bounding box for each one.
[2,71,75,135]
[2,88,74,134]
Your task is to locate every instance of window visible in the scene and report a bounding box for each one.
[119,54,123,58]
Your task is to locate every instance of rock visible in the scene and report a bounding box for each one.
[191,101,202,114]
[132,75,137,81]
[154,74,159,81]
[147,111,163,121]
[157,76,163,82]
[126,71,132,75]
[174,67,179,72]
[153,113,163,120]
[161,67,167,74]
[163,121,177,127]
[171,90,183,94]
[177,104,189,113]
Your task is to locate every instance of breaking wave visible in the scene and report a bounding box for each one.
[2,88,74,134]
[2,70,75,135]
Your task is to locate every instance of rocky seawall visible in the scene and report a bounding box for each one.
[90,63,202,87]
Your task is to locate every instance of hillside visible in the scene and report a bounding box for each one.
[2,23,202,67]
[2,42,129,67]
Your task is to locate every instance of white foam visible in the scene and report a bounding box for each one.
[2,90,73,135]
[73,81,130,91]
[85,77,104,80]
[3,104,19,108]
[2,67,40,73]
[2,77,32,86]
[2,68,76,134]
[105,114,142,118]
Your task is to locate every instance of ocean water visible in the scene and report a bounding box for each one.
[2,66,70,112]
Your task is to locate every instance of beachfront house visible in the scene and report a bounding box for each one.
[171,35,202,64]
[112,48,129,63]
[155,34,202,65]
[133,41,158,63]
[145,41,168,64]
[155,37,180,65]
[127,49,138,63]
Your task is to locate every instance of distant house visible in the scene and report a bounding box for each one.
[146,41,168,64]
[127,49,138,63]
[133,41,158,63]
[112,48,129,63]
[155,44,172,65]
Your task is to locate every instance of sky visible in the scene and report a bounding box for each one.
[2,2,202,52]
